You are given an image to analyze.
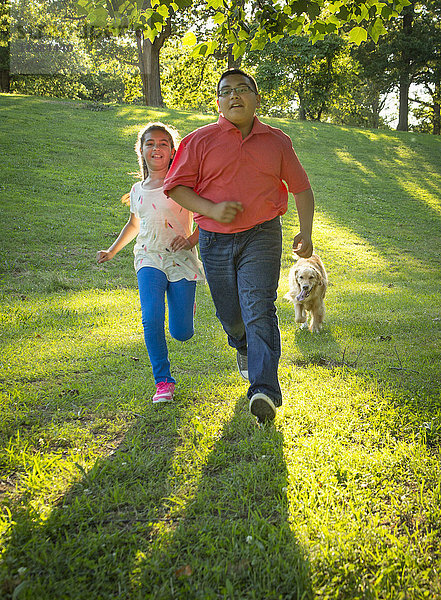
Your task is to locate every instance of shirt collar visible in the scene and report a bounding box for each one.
[217,114,270,136]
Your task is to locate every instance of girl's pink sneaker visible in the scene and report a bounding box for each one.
[153,382,175,403]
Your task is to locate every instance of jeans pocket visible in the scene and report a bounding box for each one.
[199,229,216,252]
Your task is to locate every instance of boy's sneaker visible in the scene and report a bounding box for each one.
[236,351,249,380]
[153,382,175,403]
[249,393,276,423]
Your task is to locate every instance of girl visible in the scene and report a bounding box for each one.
[97,123,204,403]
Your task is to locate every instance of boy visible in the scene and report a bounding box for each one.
[164,68,314,423]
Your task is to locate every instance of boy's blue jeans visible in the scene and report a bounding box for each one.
[137,267,196,385]
[199,217,283,406]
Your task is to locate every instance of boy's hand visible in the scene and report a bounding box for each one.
[209,201,243,223]
[170,235,191,252]
[293,233,313,258]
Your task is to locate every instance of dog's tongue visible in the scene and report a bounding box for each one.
[296,289,309,302]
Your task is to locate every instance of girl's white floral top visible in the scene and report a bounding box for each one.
[130,181,205,282]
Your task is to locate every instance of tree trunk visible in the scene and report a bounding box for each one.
[396,6,414,131]
[0,45,10,92]
[433,80,440,135]
[298,105,307,120]
[370,96,380,129]
[135,22,170,107]
[397,74,410,131]
[227,46,241,69]
[0,68,10,92]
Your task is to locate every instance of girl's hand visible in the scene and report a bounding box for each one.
[96,250,114,263]
[170,235,191,252]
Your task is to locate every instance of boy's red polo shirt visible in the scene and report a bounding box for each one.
[164,115,310,234]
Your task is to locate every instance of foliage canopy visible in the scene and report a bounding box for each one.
[77,0,412,60]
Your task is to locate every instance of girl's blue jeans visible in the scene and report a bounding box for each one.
[137,267,196,384]
[199,217,282,406]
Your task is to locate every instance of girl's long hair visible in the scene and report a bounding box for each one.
[121,122,180,205]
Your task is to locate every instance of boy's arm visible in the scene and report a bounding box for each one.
[168,185,243,224]
[293,187,314,258]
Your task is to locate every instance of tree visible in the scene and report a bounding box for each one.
[384,0,436,131]
[350,40,395,128]
[161,39,224,110]
[248,34,348,120]
[135,19,169,106]
[410,0,441,134]
[0,0,10,92]
[76,0,410,107]
[6,0,144,102]
[76,0,192,106]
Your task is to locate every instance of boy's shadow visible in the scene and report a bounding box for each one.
[136,398,312,599]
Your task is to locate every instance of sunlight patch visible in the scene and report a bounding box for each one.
[335,150,375,177]
[310,214,387,273]
[401,180,441,216]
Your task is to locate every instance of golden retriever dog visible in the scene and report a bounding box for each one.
[284,254,328,333]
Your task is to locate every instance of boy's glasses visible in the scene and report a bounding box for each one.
[218,84,256,98]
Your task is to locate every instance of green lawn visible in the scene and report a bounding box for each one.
[1,93,441,599]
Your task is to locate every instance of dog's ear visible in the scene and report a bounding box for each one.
[293,267,300,282]
[311,266,323,285]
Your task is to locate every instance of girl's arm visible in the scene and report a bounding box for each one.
[96,212,140,263]
[169,225,199,252]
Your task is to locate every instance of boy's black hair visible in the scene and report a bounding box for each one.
[217,69,258,95]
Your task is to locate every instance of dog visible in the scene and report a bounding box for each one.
[284,254,328,333]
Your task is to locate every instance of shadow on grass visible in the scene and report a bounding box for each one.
[135,399,311,599]
[0,401,184,599]
[0,397,311,600]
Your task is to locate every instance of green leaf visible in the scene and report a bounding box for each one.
[290,0,308,15]
[207,0,224,9]
[369,17,387,43]
[348,26,368,45]
[173,0,193,8]
[213,11,226,24]
[190,42,208,57]
[182,30,197,46]
[149,12,165,25]
[306,2,321,20]
[250,33,267,51]
[197,43,208,56]
[232,42,245,60]
[12,580,30,600]
[206,40,218,54]
[145,28,157,42]
[238,28,249,41]
[336,5,350,21]
[381,5,393,19]
[75,4,89,16]
[156,4,170,17]
[88,7,108,27]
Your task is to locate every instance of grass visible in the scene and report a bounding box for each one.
[0,93,441,599]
